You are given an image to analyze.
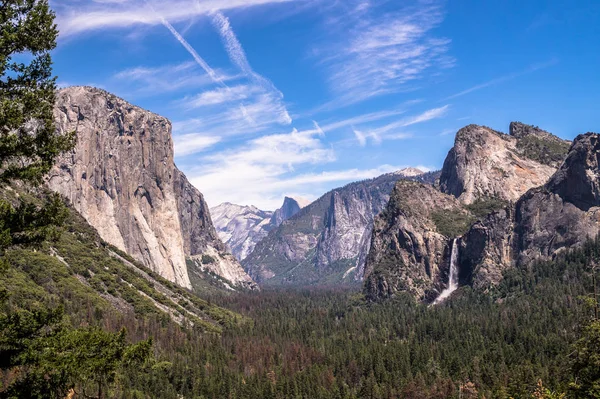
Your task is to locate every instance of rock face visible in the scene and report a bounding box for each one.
[509,122,571,168]
[460,133,600,290]
[270,197,308,227]
[458,207,515,290]
[243,169,439,285]
[48,86,255,289]
[210,197,307,261]
[363,181,472,301]
[514,133,600,264]
[439,124,566,204]
[210,203,274,261]
[364,122,576,300]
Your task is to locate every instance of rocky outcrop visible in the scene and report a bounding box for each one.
[514,133,600,263]
[270,197,307,227]
[364,122,576,301]
[363,180,472,301]
[458,207,515,290]
[510,122,571,168]
[460,133,600,290]
[210,197,308,262]
[210,203,274,261]
[243,169,440,285]
[48,86,255,290]
[439,124,564,204]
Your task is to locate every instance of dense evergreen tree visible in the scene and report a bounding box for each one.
[0,2,151,397]
[0,0,73,185]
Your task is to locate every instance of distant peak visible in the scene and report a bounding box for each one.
[393,167,425,177]
[284,196,311,209]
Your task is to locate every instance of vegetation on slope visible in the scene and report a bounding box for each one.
[516,134,571,168]
[57,237,595,399]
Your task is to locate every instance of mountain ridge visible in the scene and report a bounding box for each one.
[243,168,440,285]
[210,196,308,261]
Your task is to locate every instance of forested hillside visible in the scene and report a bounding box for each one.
[8,235,588,398]
[3,193,599,398]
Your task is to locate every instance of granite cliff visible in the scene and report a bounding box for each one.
[439,123,568,204]
[210,196,307,261]
[363,180,472,301]
[364,122,576,300]
[48,86,255,290]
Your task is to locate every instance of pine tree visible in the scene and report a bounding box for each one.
[569,262,600,398]
[0,2,152,397]
[0,0,74,185]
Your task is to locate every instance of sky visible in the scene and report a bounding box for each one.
[50,0,600,210]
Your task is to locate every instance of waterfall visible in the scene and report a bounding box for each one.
[433,238,460,305]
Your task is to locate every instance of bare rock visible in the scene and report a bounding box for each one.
[243,169,439,285]
[363,180,472,301]
[439,124,561,204]
[48,86,254,289]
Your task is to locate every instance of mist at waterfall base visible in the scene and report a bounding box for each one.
[433,238,460,305]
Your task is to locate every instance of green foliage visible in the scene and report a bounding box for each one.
[569,320,600,398]
[431,209,474,238]
[1,318,151,398]
[0,193,68,252]
[517,135,570,167]
[3,196,600,398]
[91,238,598,398]
[466,196,510,220]
[569,262,600,398]
[0,0,75,185]
[201,254,216,264]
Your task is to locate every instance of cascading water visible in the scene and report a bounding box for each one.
[433,238,460,305]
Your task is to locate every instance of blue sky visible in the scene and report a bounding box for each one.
[50,0,600,210]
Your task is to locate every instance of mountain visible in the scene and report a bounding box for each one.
[48,86,255,290]
[210,203,274,261]
[461,132,600,290]
[0,185,241,333]
[439,123,569,204]
[269,196,308,227]
[363,180,472,301]
[364,122,573,300]
[242,169,440,285]
[210,196,307,261]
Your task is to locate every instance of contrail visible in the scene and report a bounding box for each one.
[209,8,291,124]
[144,1,256,124]
[157,14,227,88]
[210,11,277,93]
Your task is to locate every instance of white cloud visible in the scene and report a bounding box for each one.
[153,13,231,90]
[182,85,257,107]
[190,160,430,209]
[173,134,221,156]
[184,126,337,208]
[360,105,449,138]
[274,165,428,188]
[181,122,432,209]
[439,128,456,136]
[210,10,292,124]
[112,62,234,95]
[320,107,408,132]
[174,89,294,139]
[353,129,381,146]
[54,0,293,37]
[317,0,454,108]
[354,129,367,146]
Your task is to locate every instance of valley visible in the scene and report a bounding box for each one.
[3,83,600,398]
[2,1,600,397]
